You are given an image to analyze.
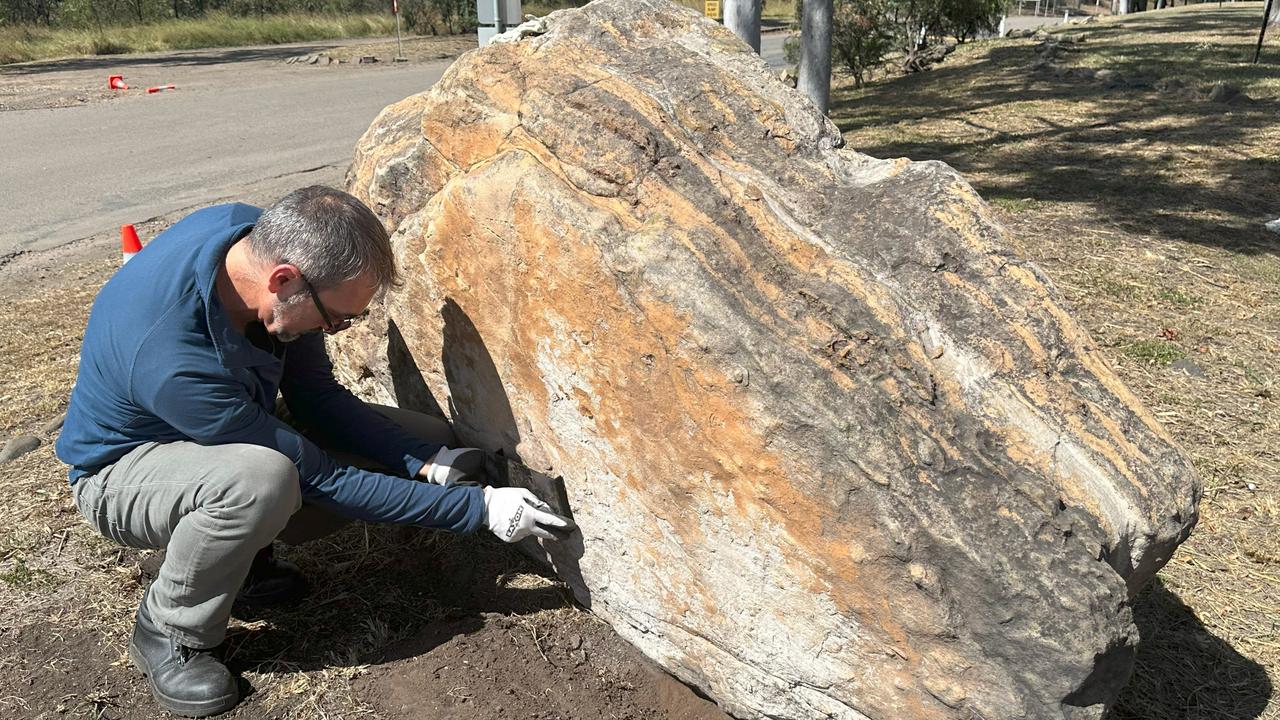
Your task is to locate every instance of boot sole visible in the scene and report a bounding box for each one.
[128,640,239,718]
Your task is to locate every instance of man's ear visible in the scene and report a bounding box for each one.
[265,264,301,295]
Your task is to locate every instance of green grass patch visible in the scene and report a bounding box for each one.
[0,558,57,590]
[1095,277,1141,300]
[0,12,396,65]
[1154,287,1204,309]
[988,196,1041,213]
[1231,252,1280,286]
[1123,338,1186,365]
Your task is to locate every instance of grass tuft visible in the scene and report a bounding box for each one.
[1,558,58,590]
[1123,338,1186,365]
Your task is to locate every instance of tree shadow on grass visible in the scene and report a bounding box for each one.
[1106,577,1272,720]
[831,29,1280,256]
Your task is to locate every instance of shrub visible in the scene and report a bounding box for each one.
[833,0,894,86]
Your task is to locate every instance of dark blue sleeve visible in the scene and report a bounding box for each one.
[279,333,444,478]
[132,351,484,532]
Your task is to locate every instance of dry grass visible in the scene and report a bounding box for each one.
[834,4,1280,718]
[0,13,397,65]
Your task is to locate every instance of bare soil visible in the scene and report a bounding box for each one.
[1,6,1277,720]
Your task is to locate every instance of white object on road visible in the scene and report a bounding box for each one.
[1266,218,1280,234]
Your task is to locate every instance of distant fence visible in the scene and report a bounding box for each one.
[1010,0,1066,16]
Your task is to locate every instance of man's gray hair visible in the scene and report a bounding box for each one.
[248,186,400,291]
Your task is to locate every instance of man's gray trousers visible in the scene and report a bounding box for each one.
[70,404,453,649]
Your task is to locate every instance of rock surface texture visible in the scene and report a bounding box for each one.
[335,1,1201,718]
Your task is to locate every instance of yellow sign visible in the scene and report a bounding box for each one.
[704,1,720,19]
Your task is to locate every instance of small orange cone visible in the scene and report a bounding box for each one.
[108,74,128,90]
[146,84,176,94]
[121,224,142,264]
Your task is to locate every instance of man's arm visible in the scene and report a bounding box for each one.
[280,333,444,478]
[134,351,484,531]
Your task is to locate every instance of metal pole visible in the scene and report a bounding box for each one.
[395,11,404,61]
[798,0,832,115]
[724,0,762,53]
[494,0,503,32]
[392,0,405,61]
[1254,0,1275,63]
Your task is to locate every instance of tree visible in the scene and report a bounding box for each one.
[725,0,762,53]
[873,0,1000,73]
[941,0,1002,43]
[798,0,833,114]
[884,0,939,73]
[831,0,892,86]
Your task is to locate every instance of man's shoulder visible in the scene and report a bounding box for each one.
[153,203,263,248]
[176,203,263,231]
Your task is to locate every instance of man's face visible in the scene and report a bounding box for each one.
[265,271,377,343]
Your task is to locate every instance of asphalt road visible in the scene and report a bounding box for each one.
[0,50,454,257]
[0,31,788,259]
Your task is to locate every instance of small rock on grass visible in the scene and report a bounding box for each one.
[1170,358,1206,379]
[1093,69,1127,87]
[1264,219,1280,235]
[41,412,66,435]
[0,435,41,464]
[1207,81,1251,105]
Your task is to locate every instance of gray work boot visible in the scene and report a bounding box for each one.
[128,592,238,717]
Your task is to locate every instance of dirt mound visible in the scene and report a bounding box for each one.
[357,613,729,720]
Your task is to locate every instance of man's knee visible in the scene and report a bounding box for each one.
[213,445,302,525]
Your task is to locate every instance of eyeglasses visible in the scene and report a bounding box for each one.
[299,273,367,334]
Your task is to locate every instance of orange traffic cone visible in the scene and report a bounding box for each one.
[108,74,128,90]
[121,224,142,264]
[146,84,176,94]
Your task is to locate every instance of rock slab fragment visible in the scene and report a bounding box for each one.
[0,435,40,464]
[335,1,1201,718]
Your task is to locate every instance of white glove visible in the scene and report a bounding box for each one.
[424,447,485,486]
[484,486,573,543]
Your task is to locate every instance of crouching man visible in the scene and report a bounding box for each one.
[55,186,568,717]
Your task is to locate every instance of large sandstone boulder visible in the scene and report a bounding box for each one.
[333,1,1200,717]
